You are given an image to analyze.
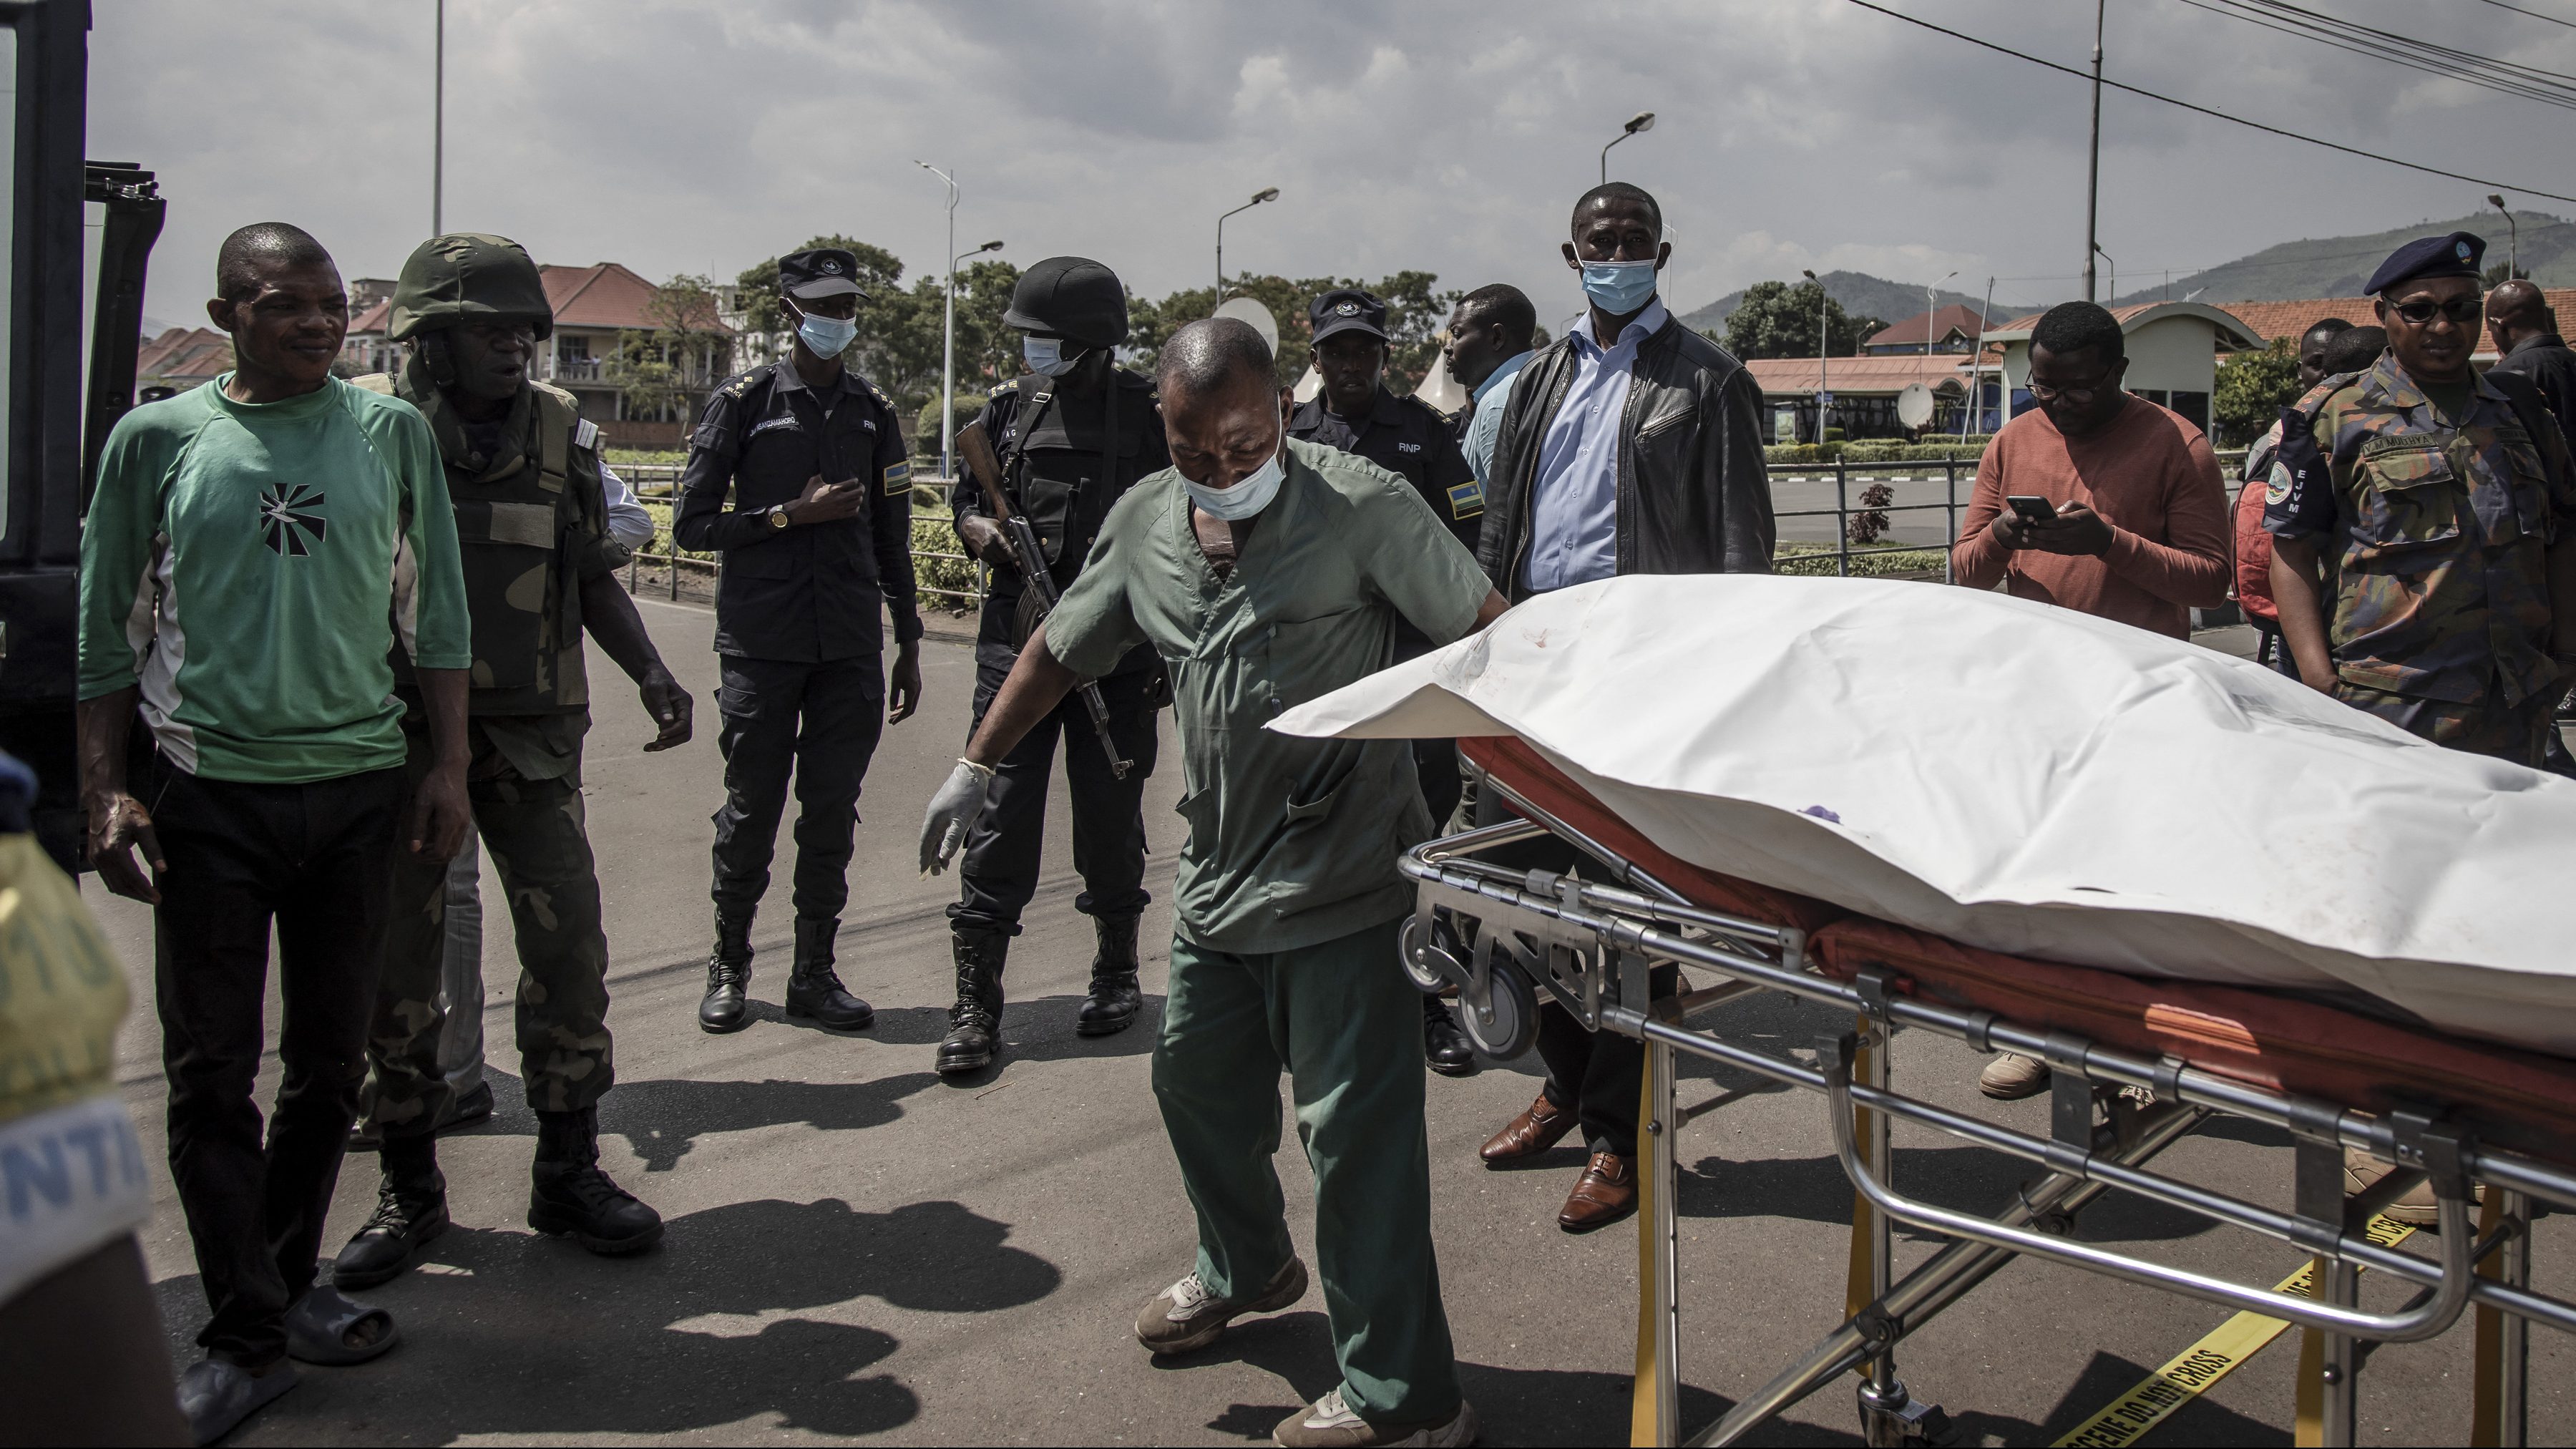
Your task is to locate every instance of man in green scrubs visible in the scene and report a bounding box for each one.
[922,318,1504,1448]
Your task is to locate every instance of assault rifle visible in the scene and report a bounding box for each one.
[955,418,1133,779]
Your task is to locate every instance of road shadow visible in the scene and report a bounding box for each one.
[2014,1347,2289,1446]
[1676,1147,2220,1244]
[152,1196,1060,1441]
[379,1068,947,1173]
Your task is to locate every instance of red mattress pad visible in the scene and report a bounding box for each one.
[1460,734,2576,1169]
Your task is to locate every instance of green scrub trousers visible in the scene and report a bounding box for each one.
[1152,915,1461,1426]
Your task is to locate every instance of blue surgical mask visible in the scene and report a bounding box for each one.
[1186,444,1284,522]
[794,307,857,358]
[1580,258,1659,315]
[1023,335,1081,379]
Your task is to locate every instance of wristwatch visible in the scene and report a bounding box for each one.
[767,503,794,530]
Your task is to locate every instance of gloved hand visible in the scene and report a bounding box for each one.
[919,759,995,875]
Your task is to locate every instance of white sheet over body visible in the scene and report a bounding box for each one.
[1270,575,2576,1056]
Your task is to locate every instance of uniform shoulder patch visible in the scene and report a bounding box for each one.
[1447,479,1485,519]
[572,418,601,453]
[869,381,894,409]
[882,458,912,497]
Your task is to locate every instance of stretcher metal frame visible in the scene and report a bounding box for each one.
[1403,765,2576,1448]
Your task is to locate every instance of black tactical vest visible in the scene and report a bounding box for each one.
[1000,372,1160,582]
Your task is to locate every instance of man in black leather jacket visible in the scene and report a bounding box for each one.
[1470,182,1776,1235]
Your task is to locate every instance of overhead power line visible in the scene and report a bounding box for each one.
[1840,0,2576,205]
[2178,0,2576,111]
[2469,0,2576,31]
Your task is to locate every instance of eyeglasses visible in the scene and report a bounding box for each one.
[2386,296,2482,327]
[2025,375,2115,404]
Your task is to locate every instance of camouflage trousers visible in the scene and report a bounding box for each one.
[359,731,615,1138]
[2335,680,2557,768]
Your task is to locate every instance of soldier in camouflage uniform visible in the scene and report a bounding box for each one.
[2267,230,2576,771]
[333,235,696,1288]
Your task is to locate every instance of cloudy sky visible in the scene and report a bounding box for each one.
[91,0,2576,328]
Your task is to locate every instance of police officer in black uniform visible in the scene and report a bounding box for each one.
[1287,288,1482,1076]
[674,247,924,1035]
[939,257,1169,1076]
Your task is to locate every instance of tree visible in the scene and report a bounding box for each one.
[2213,336,2303,447]
[1723,280,1883,359]
[2485,259,2532,286]
[607,273,728,424]
[1128,271,1467,393]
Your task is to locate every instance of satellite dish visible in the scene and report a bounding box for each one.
[1896,382,1936,430]
[1211,296,1280,359]
[1413,346,1467,414]
[1292,365,1322,404]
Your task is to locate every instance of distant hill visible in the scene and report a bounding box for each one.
[2109,210,2572,304]
[1677,270,2042,335]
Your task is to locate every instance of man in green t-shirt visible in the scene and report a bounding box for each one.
[76,223,474,1446]
[920,318,1504,1449]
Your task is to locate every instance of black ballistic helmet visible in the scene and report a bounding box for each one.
[1002,256,1128,350]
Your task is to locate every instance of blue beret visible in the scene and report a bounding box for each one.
[2364,232,2485,296]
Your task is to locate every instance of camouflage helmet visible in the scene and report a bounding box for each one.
[389,233,553,341]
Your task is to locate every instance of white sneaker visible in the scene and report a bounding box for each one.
[1272,1386,1479,1448]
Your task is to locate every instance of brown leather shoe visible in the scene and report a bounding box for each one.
[1558,1151,1639,1234]
[1480,1093,1577,1163]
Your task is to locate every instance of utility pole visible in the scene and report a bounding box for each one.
[1963,277,1995,440]
[1804,268,1829,442]
[2083,0,2104,303]
[915,161,960,482]
[432,0,444,235]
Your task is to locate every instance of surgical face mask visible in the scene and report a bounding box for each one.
[791,303,857,358]
[1186,444,1284,522]
[1580,258,1659,315]
[1023,335,1082,379]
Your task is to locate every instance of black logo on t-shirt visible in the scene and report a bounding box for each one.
[259,484,327,556]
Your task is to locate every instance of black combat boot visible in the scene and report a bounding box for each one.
[333,1132,449,1289]
[1075,914,1143,1037]
[783,917,874,1030]
[937,929,1008,1075]
[528,1107,663,1255]
[1423,995,1478,1077]
[698,910,754,1034]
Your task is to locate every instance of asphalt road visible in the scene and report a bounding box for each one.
[89,595,2573,1447]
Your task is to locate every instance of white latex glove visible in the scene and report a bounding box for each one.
[919,760,995,875]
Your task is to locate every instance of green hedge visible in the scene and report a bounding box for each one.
[1765,436,1993,466]
[1775,541,1947,577]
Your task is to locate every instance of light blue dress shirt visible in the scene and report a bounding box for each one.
[1523,298,1667,592]
[1461,348,1534,484]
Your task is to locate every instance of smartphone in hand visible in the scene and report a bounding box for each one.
[2005,494,2059,527]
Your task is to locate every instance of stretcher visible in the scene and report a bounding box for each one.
[1404,733,2576,1448]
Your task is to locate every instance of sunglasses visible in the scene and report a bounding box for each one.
[2387,296,2482,326]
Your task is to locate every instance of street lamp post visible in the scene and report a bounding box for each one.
[2083,0,2105,302]
[1803,268,1828,443]
[1216,188,1279,303]
[2489,193,2518,278]
[916,160,962,482]
[1600,111,1656,185]
[1926,268,1956,431]
[432,0,444,235]
[2092,243,2114,307]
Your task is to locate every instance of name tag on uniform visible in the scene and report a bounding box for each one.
[747,416,803,439]
[1448,480,1484,519]
[882,459,912,496]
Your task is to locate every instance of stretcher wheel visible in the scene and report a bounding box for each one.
[1463,954,1537,1060]
[1399,914,1465,994]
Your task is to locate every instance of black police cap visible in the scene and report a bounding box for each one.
[1002,256,1128,349]
[2363,232,2485,296]
[780,248,865,301]
[1309,288,1388,346]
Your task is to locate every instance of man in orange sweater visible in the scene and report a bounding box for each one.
[1949,300,2231,1098]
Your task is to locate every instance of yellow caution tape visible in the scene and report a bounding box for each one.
[2053,1215,2414,1448]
